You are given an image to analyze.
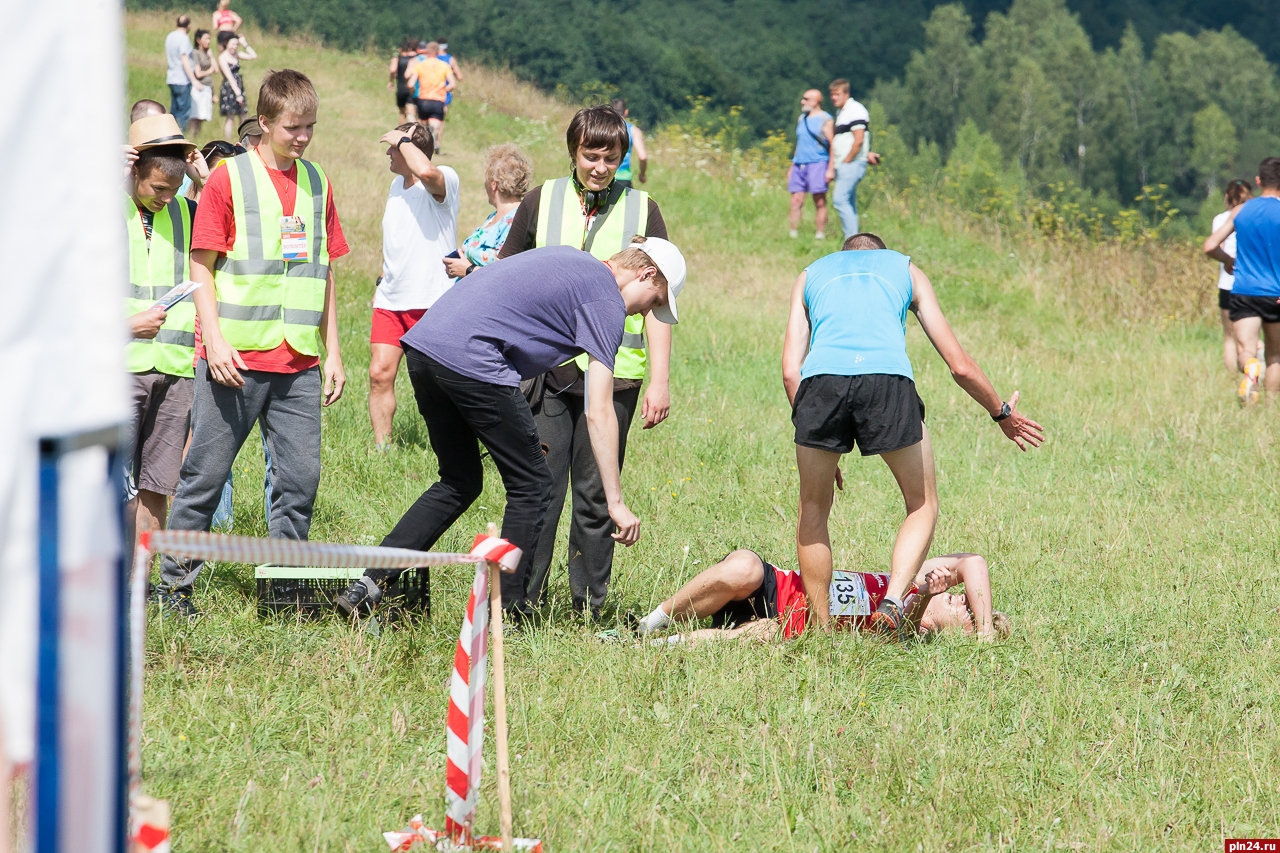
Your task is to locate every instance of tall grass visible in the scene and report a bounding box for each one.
[111,12,1280,852]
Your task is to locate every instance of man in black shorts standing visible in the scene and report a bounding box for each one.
[781,233,1044,632]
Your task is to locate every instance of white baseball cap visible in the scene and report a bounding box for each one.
[635,237,686,325]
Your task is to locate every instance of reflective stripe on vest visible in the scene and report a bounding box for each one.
[124,196,196,377]
[534,177,650,379]
[214,152,330,356]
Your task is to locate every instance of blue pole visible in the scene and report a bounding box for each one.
[35,439,61,853]
[110,448,129,853]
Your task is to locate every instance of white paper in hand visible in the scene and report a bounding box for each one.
[154,280,200,310]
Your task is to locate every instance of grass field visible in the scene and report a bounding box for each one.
[121,12,1280,851]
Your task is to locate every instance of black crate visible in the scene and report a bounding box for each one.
[254,565,431,619]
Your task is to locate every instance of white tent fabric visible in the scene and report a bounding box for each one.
[0,0,129,775]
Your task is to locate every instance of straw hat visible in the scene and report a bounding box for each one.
[128,114,196,152]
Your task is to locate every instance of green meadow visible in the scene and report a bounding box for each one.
[126,12,1279,851]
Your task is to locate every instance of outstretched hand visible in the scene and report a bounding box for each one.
[997,391,1045,451]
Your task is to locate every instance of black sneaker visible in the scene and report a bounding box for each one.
[156,590,200,621]
[335,576,382,619]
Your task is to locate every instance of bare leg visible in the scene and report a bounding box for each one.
[662,549,765,620]
[224,114,235,140]
[666,618,780,646]
[406,102,418,123]
[796,444,841,626]
[1263,323,1280,397]
[878,426,939,603]
[789,191,806,233]
[368,343,404,446]
[1222,308,1238,372]
[812,192,828,237]
[1234,316,1262,374]
[427,118,443,151]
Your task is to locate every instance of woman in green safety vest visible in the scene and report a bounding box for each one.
[497,104,673,617]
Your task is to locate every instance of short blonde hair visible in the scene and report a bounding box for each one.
[991,611,1011,640]
[609,236,667,290]
[483,143,533,201]
[258,69,318,123]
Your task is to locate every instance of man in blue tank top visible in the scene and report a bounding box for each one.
[1205,157,1280,405]
[782,233,1044,633]
[788,89,834,240]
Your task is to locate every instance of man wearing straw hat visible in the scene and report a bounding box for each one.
[122,114,205,549]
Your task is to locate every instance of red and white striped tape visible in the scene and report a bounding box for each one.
[468,533,522,573]
[384,814,542,851]
[138,529,485,569]
[443,560,489,844]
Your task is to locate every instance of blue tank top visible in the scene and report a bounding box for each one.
[793,111,831,165]
[1232,197,1280,297]
[617,122,636,179]
[800,250,914,381]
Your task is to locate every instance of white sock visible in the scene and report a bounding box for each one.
[649,634,684,647]
[815,231,825,240]
[637,604,671,635]
[789,229,799,238]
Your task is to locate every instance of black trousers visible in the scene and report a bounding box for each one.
[374,349,552,613]
[526,384,641,612]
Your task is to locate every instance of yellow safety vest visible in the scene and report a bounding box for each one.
[124,196,195,377]
[534,177,649,379]
[214,152,331,356]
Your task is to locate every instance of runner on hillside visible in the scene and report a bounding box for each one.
[334,239,688,621]
[389,38,420,123]
[369,122,459,450]
[405,42,454,153]
[788,88,834,240]
[497,105,674,618]
[782,232,1043,633]
[156,70,349,618]
[1205,159,1280,404]
[610,98,647,188]
[436,37,462,116]
[1209,180,1255,373]
[624,548,1008,644]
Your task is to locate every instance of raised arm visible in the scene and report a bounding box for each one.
[238,41,257,60]
[586,356,640,545]
[1204,206,1239,270]
[910,263,1043,450]
[902,553,994,638]
[781,270,810,405]
[380,130,447,200]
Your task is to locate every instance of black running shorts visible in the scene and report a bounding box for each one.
[792,373,925,456]
[709,552,778,628]
[1218,289,1232,311]
[1229,293,1280,323]
[396,91,412,110]
[416,98,446,121]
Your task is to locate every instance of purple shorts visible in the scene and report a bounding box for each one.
[788,161,829,194]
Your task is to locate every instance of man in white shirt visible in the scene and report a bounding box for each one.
[164,15,199,130]
[827,79,875,240]
[371,122,460,449]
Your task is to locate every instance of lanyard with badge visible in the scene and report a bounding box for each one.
[280,215,308,261]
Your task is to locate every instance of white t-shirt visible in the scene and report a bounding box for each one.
[832,99,870,163]
[376,166,460,311]
[1213,209,1237,291]
[164,30,193,86]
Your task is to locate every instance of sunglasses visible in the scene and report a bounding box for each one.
[201,141,247,165]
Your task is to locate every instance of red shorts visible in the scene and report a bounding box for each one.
[370,307,427,346]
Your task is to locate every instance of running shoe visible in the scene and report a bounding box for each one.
[1239,358,1262,406]
[156,589,200,621]
[867,599,904,635]
[334,576,383,619]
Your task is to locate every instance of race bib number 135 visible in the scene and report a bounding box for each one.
[829,571,872,618]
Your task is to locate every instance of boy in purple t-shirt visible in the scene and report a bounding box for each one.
[337,241,688,618]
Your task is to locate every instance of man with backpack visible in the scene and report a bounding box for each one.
[788,88,834,240]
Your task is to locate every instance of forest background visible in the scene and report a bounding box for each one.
[129,0,1280,237]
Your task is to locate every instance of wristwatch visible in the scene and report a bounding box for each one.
[465,263,477,276]
[397,136,413,147]
[992,401,1012,421]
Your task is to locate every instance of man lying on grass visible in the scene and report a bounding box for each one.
[622,548,1008,644]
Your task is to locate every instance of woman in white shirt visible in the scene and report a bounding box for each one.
[1213,180,1255,371]
[370,122,460,450]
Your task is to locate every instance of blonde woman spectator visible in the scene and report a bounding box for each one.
[444,143,532,279]
[187,29,215,137]
[212,0,242,32]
